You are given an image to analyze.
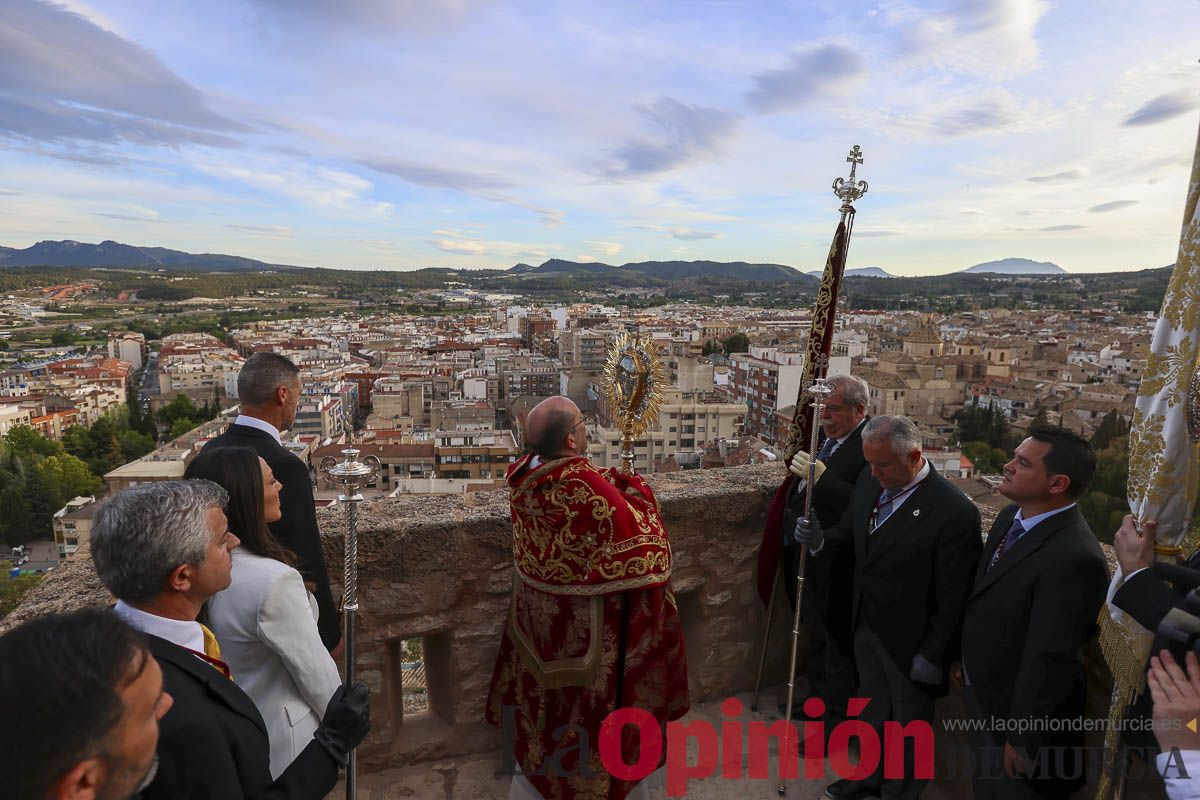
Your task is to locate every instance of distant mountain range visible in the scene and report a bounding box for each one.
[507,258,808,282]
[0,239,1068,278]
[0,240,284,271]
[959,258,1065,275]
[806,266,895,278]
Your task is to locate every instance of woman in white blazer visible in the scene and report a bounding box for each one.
[186,446,342,779]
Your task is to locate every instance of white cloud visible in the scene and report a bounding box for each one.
[228,224,293,238]
[893,0,1050,76]
[867,87,1057,140]
[746,44,865,114]
[635,223,723,241]
[248,0,491,37]
[430,237,488,255]
[584,241,624,257]
[605,98,739,178]
[197,159,393,218]
[1089,200,1139,213]
[0,0,244,152]
[1123,91,1200,127]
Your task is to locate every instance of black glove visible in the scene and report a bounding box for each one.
[910,654,943,685]
[792,514,824,554]
[314,683,372,767]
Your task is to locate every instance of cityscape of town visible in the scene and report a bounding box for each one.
[0,259,1152,608]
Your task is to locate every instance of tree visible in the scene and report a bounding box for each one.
[1078,439,1130,544]
[952,403,1009,449]
[50,328,78,346]
[157,394,199,428]
[169,417,198,440]
[0,573,42,619]
[127,384,145,430]
[1091,410,1130,452]
[723,332,750,354]
[61,425,92,461]
[701,339,719,357]
[4,425,60,457]
[118,429,155,462]
[1030,406,1049,432]
[37,453,102,502]
[0,483,35,548]
[961,441,1008,474]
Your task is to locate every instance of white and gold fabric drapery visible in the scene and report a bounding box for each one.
[1098,116,1200,799]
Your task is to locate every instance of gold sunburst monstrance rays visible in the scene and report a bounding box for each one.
[602,333,667,475]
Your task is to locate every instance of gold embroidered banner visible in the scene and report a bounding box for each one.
[1127,118,1200,549]
[1098,116,1200,800]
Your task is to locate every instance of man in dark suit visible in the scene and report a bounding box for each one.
[956,427,1108,800]
[89,480,370,800]
[780,374,870,725]
[0,608,172,800]
[200,352,342,654]
[796,415,982,800]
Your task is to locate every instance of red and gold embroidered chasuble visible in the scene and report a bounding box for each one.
[486,453,690,800]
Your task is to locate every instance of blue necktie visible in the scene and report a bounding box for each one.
[988,517,1025,571]
[817,437,836,461]
[873,488,896,531]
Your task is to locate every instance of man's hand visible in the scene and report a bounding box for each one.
[314,683,372,768]
[788,451,827,484]
[1149,650,1200,754]
[1113,514,1157,575]
[793,514,824,554]
[910,653,943,685]
[1003,742,1035,779]
[950,661,965,689]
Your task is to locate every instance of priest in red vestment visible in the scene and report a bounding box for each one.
[486,396,690,800]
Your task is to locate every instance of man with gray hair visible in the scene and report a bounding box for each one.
[778,373,870,729]
[200,351,341,653]
[795,414,980,800]
[91,481,371,800]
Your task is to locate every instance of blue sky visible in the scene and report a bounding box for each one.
[0,0,1197,275]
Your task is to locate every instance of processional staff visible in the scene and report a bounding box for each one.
[320,448,381,800]
[777,377,834,796]
[751,145,869,728]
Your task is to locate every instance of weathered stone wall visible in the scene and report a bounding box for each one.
[1,464,799,773]
[323,464,794,771]
[3,463,1118,791]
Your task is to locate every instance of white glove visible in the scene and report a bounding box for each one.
[788,451,827,484]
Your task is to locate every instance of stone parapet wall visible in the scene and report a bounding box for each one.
[322,463,794,771]
[2,463,1118,789]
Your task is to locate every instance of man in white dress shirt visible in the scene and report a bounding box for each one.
[90,480,370,800]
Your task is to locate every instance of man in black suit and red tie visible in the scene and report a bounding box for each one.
[200,352,342,655]
[795,414,982,800]
[779,374,870,726]
[956,427,1108,800]
[89,480,370,800]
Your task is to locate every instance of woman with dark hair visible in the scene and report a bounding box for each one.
[184,446,340,779]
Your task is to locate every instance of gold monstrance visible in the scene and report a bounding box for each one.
[602,332,667,474]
